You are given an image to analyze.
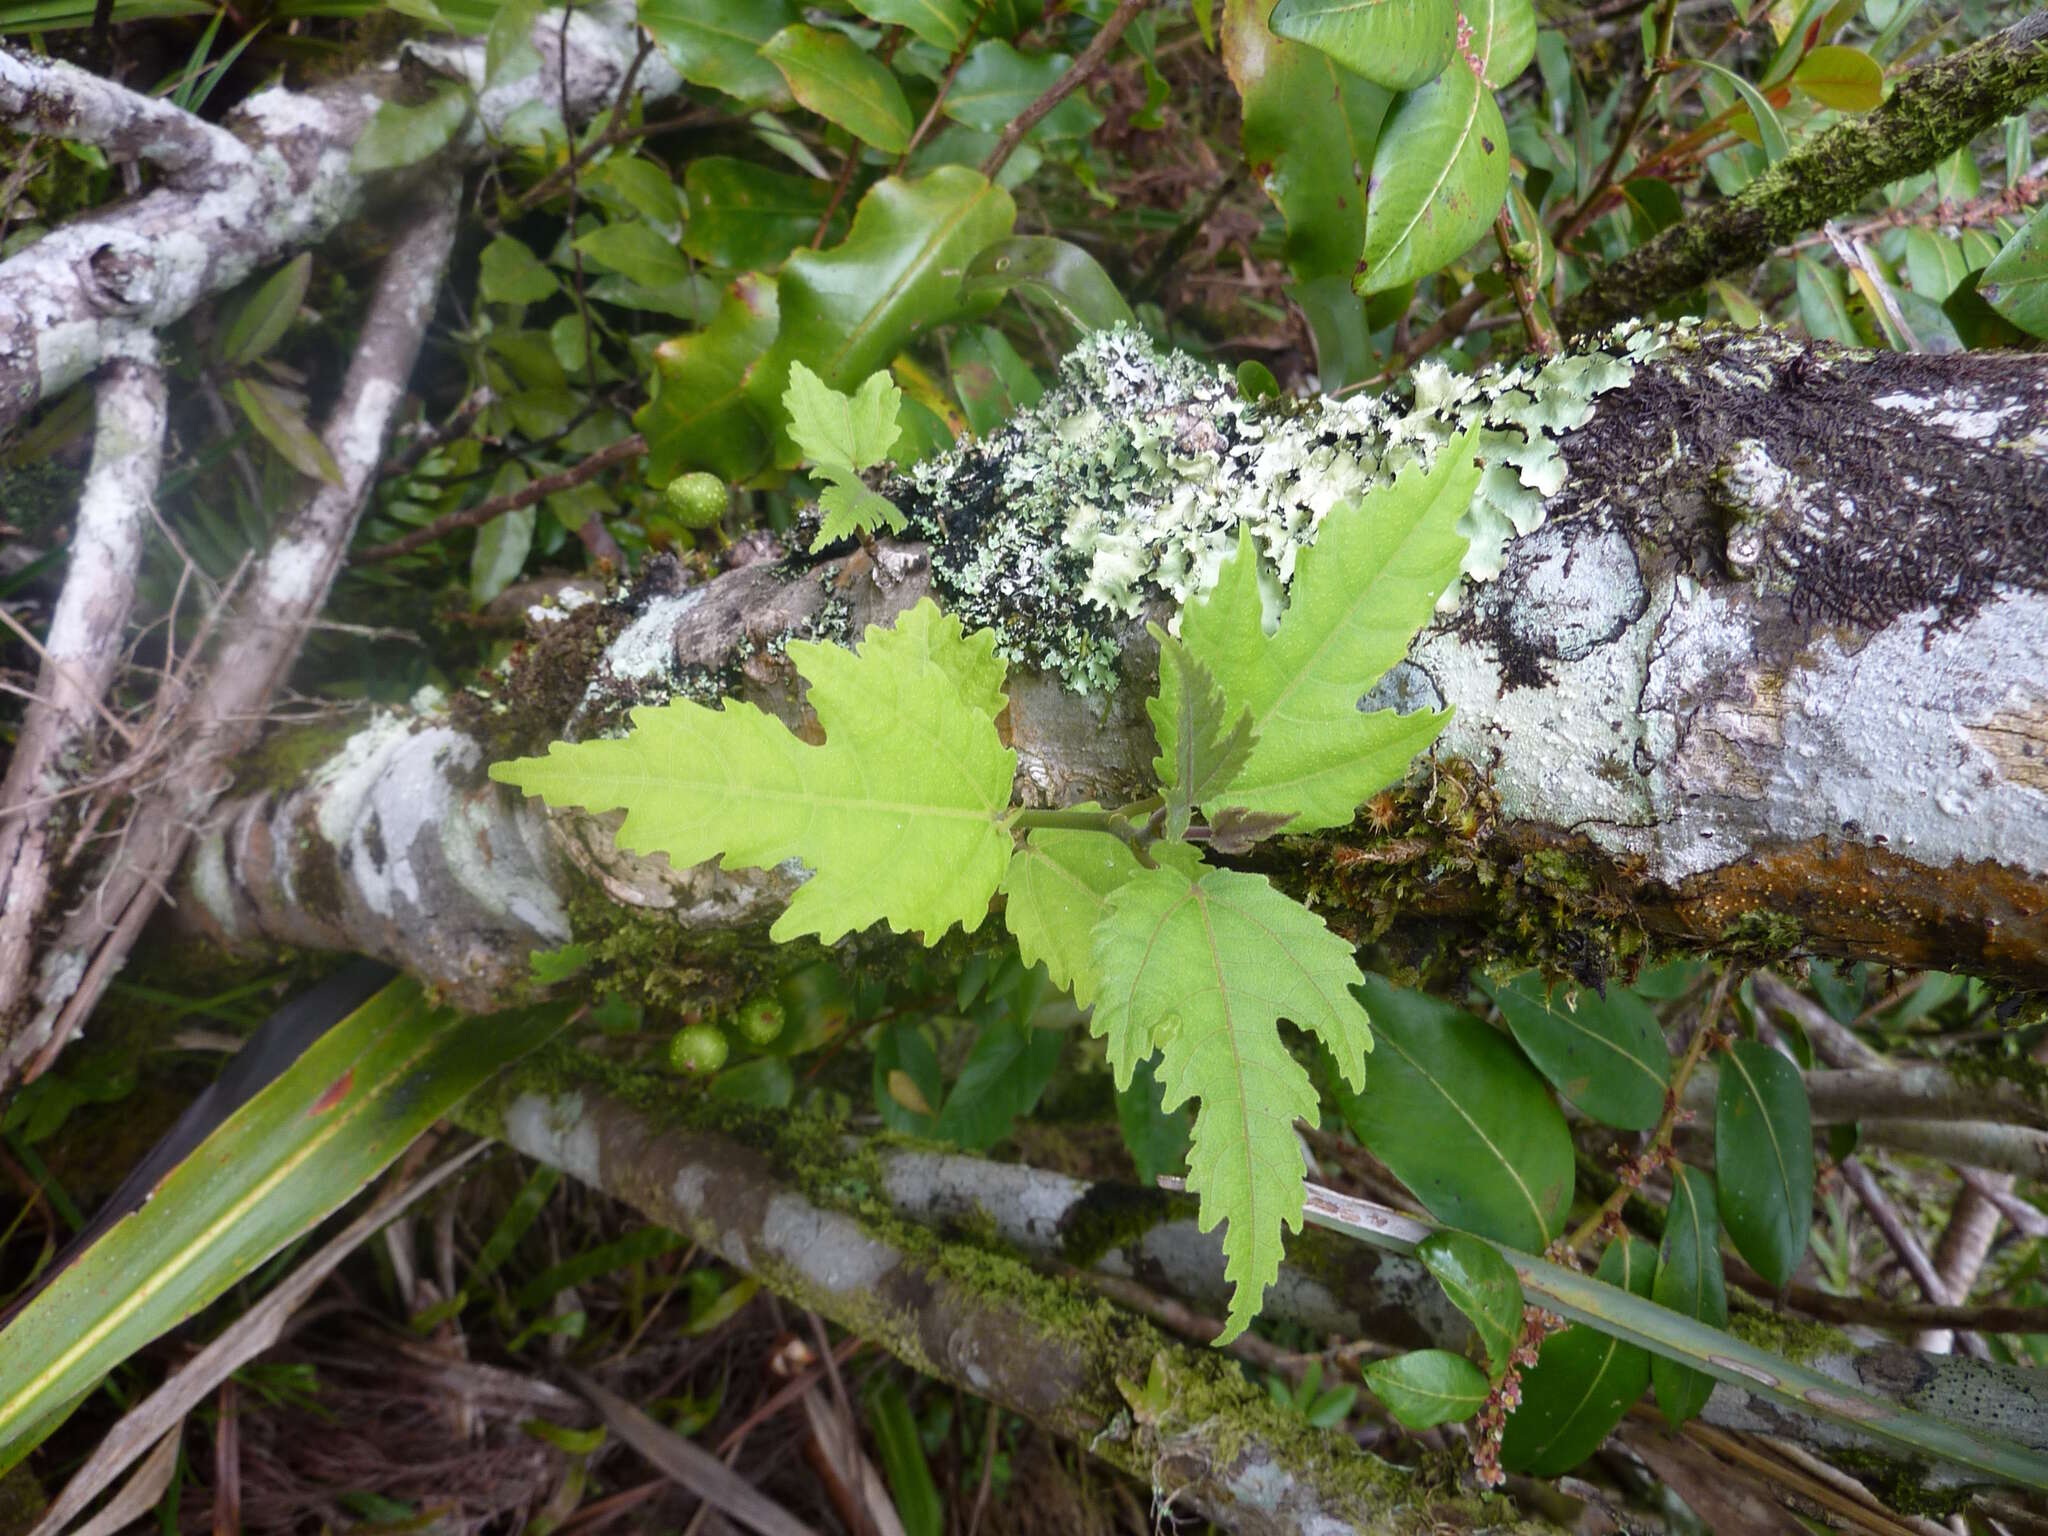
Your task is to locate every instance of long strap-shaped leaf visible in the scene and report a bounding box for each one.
[1298,1180,2048,1490]
[0,975,570,1470]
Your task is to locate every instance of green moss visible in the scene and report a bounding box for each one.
[1056,1181,1188,1269]
[289,828,351,927]
[1719,909,1805,960]
[235,717,360,797]
[1724,1305,1848,1369]
[1823,1447,1964,1519]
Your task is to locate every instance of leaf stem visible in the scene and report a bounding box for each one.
[1560,966,1735,1259]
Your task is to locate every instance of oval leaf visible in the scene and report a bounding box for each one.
[1418,1230,1524,1378]
[946,40,1103,139]
[218,253,311,369]
[1360,65,1511,295]
[960,236,1135,333]
[1464,0,1536,88]
[1268,0,1459,91]
[761,24,914,153]
[1500,1234,1656,1475]
[1344,976,1574,1251]
[1364,1349,1490,1428]
[682,156,834,270]
[640,0,796,107]
[1791,44,1883,112]
[1651,1162,1728,1427]
[1714,1040,1814,1288]
[231,377,342,486]
[1485,972,1670,1131]
[1980,204,2048,339]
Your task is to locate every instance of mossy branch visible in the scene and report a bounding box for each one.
[1560,13,2048,335]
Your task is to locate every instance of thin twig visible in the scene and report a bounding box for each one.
[1492,208,1559,356]
[979,0,1147,178]
[354,433,646,563]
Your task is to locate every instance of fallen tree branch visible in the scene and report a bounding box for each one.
[464,1071,1543,1535]
[176,329,2048,1016]
[0,1,678,439]
[461,1056,2048,1498]
[0,349,166,1027]
[0,47,243,185]
[1560,13,2048,334]
[5,185,460,1083]
[1681,1064,2048,1130]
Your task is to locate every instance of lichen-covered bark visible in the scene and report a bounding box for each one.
[464,1060,2048,1501]
[465,1070,1546,1536]
[180,328,2048,1000]
[0,2,676,432]
[1559,13,2048,335]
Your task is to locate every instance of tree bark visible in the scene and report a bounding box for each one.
[174,327,2048,1010]
[464,1059,2048,1503]
[0,1,678,437]
[461,1069,1549,1536]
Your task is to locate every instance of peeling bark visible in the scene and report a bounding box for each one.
[181,329,2048,1001]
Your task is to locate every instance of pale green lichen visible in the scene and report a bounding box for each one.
[909,321,1681,692]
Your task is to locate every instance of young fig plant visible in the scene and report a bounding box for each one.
[782,360,910,551]
[492,428,1480,1341]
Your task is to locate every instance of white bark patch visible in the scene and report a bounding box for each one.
[1872,388,2025,445]
[503,1091,603,1184]
[594,589,703,691]
[760,1193,898,1294]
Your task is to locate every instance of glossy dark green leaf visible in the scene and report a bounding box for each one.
[682,157,833,270]
[1268,0,1459,91]
[949,325,1043,435]
[1342,977,1574,1251]
[1363,1349,1489,1428]
[960,236,1134,333]
[747,167,1016,464]
[0,981,569,1467]
[635,272,780,484]
[588,155,686,239]
[218,254,311,368]
[470,464,533,605]
[1225,1,1389,284]
[945,40,1103,139]
[1500,1234,1655,1475]
[1980,204,2048,338]
[709,1056,796,1108]
[1485,972,1669,1131]
[849,0,976,49]
[1359,66,1510,295]
[873,1021,944,1137]
[762,24,914,153]
[932,1019,1063,1151]
[231,377,341,486]
[1652,1162,1727,1427]
[1903,229,1968,300]
[1715,1040,1814,1288]
[1417,1230,1523,1378]
[639,0,795,106]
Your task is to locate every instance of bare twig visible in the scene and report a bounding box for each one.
[979,0,1146,178]
[354,432,646,563]
[1492,208,1559,357]
[0,46,241,182]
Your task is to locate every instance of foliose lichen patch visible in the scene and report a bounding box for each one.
[901,322,1676,692]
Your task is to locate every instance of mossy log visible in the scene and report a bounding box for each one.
[179,327,2048,1004]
